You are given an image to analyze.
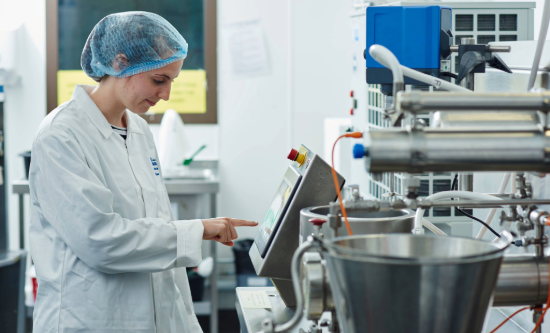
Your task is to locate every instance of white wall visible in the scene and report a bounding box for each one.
[217,0,291,258]
[216,0,351,258]
[4,0,46,250]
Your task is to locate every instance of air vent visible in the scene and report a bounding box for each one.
[456,15,474,31]
[478,15,495,31]
[478,35,496,44]
[499,35,517,41]
[500,14,517,31]
[433,208,451,217]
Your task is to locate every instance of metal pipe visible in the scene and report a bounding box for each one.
[493,255,549,307]
[370,45,471,94]
[450,45,511,53]
[364,128,550,173]
[528,0,550,90]
[420,199,550,209]
[396,91,550,113]
[458,174,473,192]
[369,45,404,95]
[273,240,317,333]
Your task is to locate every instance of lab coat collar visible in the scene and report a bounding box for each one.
[125,110,144,135]
[72,85,143,138]
[73,85,114,139]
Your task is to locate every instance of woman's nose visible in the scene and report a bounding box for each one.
[158,84,171,101]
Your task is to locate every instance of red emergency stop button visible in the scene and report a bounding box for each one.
[309,218,327,227]
[287,148,299,161]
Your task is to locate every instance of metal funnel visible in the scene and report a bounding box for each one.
[323,233,511,333]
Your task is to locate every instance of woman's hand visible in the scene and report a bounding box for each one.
[201,217,258,246]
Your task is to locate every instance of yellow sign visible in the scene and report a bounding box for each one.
[149,69,207,114]
[57,69,207,114]
[57,70,97,105]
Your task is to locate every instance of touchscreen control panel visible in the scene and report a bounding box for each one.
[249,144,344,306]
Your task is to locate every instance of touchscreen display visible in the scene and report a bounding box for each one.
[261,182,293,239]
[254,166,302,258]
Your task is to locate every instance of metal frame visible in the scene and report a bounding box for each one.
[46,0,218,124]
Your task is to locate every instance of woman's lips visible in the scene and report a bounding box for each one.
[146,99,156,106]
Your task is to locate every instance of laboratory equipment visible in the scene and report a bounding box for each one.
[299,204,414,241]
[365,5,453,95]
[249,145,344,306]
[318,233,510,333]
[239,5,550,333]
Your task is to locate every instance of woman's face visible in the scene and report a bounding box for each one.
[113,59,184,114]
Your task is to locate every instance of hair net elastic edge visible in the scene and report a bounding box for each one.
[112,55,186,79]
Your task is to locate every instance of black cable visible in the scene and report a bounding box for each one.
[451,174,502,239]
[441,72,459,80]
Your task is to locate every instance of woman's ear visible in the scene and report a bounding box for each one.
[113,54,130,72]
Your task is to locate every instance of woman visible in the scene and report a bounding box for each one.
[29,12,257,333]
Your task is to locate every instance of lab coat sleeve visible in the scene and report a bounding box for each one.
[31,129,204,274]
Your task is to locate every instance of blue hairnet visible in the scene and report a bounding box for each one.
[81,11,188,82]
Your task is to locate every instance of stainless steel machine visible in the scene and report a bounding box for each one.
[238,6,550,333]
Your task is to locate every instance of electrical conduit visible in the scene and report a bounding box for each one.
[414,191,502,235]
[476,172,511,240]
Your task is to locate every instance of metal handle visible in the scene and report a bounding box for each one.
[261,236,325,333]
[450,45,511,53]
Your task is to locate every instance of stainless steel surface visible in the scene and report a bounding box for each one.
[164,179,219,194]
[459,38,476,91]
[300,206,414,241]
[458,173,474,192]
[12,180,29,194]
[460,73,475,91]
[235,287,331,333]
[493,255,549,307]
[323,234,510,333]
[432,111,540,129]
[302,252,333,321]
[364,127,550,173]
[419,198,550,208]
[250,145,344,306]
[450,45,511,53]
[396,91,550,113]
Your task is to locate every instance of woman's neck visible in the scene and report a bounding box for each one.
[88,81,127,128]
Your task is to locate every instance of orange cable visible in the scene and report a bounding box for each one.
[331,132,362,236]
[489,307,530,333]
[530,251,550,333]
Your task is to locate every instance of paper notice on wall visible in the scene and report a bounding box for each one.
[226,20,270,77]
[239,290,272,309]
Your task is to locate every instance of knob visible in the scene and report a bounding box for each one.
[309,218,327,227]
[287,148,299,161]
[353,144,366,159]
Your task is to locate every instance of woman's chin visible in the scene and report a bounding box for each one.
[129,106,151,115]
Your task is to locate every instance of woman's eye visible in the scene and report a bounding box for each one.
[154,79,164,85]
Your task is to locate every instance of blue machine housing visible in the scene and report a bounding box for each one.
[366,6,452,94]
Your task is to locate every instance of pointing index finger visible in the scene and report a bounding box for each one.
[229,219,259,227]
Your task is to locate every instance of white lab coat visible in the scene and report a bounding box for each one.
[29,85,205,333]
